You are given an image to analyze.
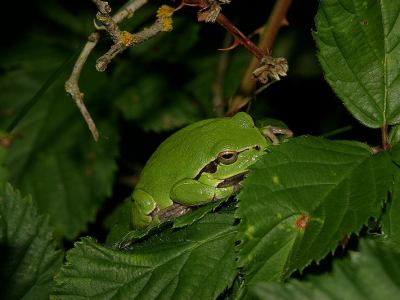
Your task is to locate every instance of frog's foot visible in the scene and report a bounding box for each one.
[156,203,192,222]
[261,126,293,145]
[131,189,158,229]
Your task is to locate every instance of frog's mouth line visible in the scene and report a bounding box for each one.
[216,171,249,188]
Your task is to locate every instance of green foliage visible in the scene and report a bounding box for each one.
[236,137,392,285]
[380,144,400,247]
[2,57,119,238]
[250,240,400,300]
[53,213,237,300]
[314,0,400,127]
[0,184,63,300]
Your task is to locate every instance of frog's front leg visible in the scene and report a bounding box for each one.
[131,189,158,229]
[170,178,235,206]
[260,126,293,145]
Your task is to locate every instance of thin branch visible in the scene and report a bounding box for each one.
[65,0,150,141]
[92,0,122,43]
[177,0,288,86]
[96,8,173,72]
[179,0,267,59]
[65,32,101,141]
[113,0,148,23]
[227,0,292,115]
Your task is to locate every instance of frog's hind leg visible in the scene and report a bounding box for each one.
[170,178,235,206]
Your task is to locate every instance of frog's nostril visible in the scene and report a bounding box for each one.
[253,145,261,150]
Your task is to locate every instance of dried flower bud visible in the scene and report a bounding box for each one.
[253,56,288,84]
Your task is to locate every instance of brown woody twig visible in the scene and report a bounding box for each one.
[65,32,101,140]
[95,4,174,72]
[177,0,288,85]
[66,0,174,141]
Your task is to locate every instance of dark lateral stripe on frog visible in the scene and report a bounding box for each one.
[194,160,218,180]
[216,171,249,188]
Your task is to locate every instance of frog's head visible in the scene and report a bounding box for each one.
[195,112,270,189]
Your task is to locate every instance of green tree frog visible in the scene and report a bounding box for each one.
[131,112,290,229]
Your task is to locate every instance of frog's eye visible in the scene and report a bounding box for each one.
[217,151,238,165]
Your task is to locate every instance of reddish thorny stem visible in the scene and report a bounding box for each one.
[177,0,269,60]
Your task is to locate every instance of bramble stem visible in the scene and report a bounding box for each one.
[381,124,389,150]
[241,0,292,95]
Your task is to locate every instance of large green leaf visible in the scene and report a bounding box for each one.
[1,33,119,239]
[314,0,400,127]
[0,183,63,300]
[381,144,400,247]
[53,213,237,299]
[250,240,400,300]
[0,137,9,189]
[236,137,392,285]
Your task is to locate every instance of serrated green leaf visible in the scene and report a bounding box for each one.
[0,183,63,300]
[381,144,400,247]
[250,240,400,300]
[389,125,400,146]
[172,200,223,229]
[236,137,392,285]
[1,34,119,239]
[0,138,9,189]
[106,200,227,249]
[314,0,400,127]
[53,213,237,300]
[391,142,400,165]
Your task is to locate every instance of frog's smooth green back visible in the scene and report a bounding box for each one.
[135,113,268,208]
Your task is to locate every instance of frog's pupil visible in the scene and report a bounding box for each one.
[223,153,234,159]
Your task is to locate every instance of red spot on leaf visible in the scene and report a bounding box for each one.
[295,213,310,230]
[0,136,12,148]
